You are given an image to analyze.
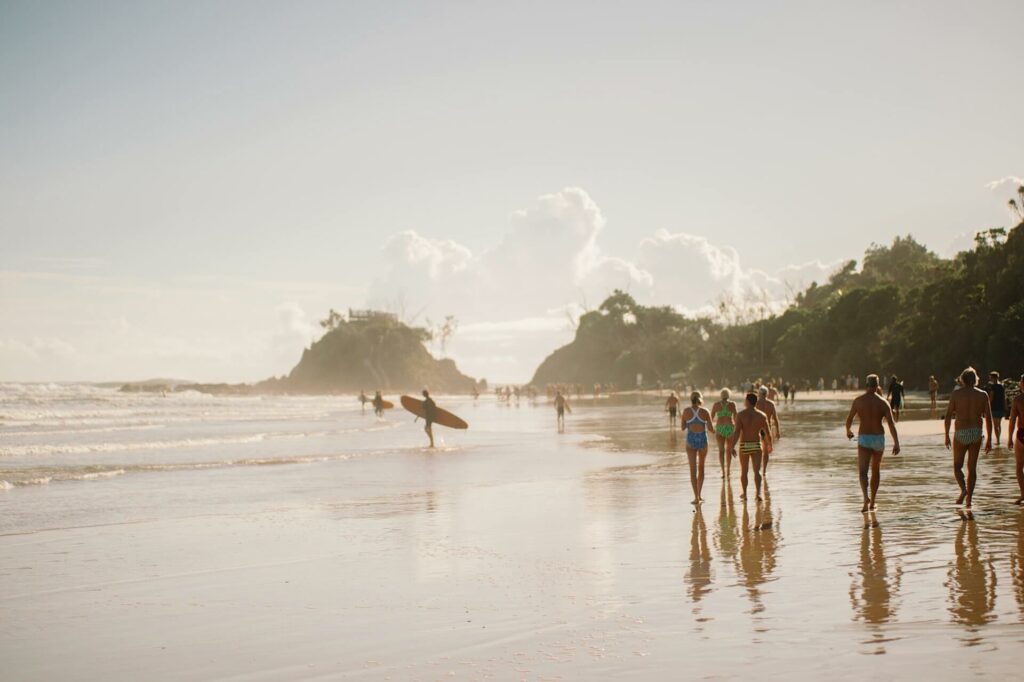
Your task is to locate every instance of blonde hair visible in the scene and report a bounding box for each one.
[690,391,703,406]
[720,388,731,400]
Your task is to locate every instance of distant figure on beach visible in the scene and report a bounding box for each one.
[359,390,369,411]
[665,391,680,425]
[729,393,772,502]
[886,376,905,422]
[944,367,993,508]
[712,389,738,473]
[682,391,712,505]
[372,390,385,418]
[845,374,901,512]
[555,390,571,429]
[756,386,781,474]
[986,371,1006,444]
[422,389,437,448]
[832,378,838,392]
[1008,374,1024,504]
[929,375,939,410]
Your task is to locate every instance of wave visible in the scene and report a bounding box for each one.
[0,453,363,489]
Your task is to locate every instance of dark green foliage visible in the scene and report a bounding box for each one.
[533,224,1024,389]
[281,316,476,393]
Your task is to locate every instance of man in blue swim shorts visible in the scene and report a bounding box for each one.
[846,374,901,512]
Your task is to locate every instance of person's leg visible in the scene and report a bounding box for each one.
[739,450,750,500]
[1014,442,1024,504]
[953,440,967,504]
[993,417,1002,443]
[752,450,764,501]
[696,448,707,502]
[857,448,871,512]
[688,449,699,504]
[716,434,725,470]
[965,443,981,508]
[426,423,434,448]
[869,451,882,510]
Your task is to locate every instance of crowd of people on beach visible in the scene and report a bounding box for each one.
[663,368,1024,514]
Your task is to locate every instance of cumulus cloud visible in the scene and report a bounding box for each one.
[366,187,844,381]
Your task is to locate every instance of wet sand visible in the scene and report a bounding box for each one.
[2,392,1022,679]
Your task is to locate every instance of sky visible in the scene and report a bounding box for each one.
[1,0,1022,384]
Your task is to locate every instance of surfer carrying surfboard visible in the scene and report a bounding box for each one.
[373,390,385,418]
[422,389,437,447]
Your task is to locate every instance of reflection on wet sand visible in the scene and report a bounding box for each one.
[849,514,902,653]
[947,510,997,643]
[713,479,740,565]
[736,483,780,616]
[685,508,712,604]
[1013,510,1024,619]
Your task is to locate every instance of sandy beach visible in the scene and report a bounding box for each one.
[1,386,1022,680]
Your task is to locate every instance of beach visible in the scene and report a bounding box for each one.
[2,385,1022,680]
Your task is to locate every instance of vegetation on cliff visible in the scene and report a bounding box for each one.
[532,221,1024,389]
[270,312,477,393]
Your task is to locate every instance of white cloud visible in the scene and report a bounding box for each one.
[985,176,1023,190]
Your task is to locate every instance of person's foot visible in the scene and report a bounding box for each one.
[756,495,763,502]
[691,499,699,505]
[955,492,966,505]
[869,500,876,511]
[1015,496,1023,505]
[965,496,973,509]
[861,500,870,513]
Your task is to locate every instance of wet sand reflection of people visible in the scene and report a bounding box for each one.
[849,514,901,652]
[737,483,779,615]
[1012,509,1024,618]
[714,478,740,565]
[947,510,996,640]
[685,508,712,609]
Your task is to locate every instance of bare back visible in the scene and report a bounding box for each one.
[947,386,989,430]
[852,392,891,435]
[736,407,769,442]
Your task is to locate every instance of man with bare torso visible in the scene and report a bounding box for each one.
[944,367,993,508]
[1008,374,1024,505]
[756,386,781,475]
[729,393,773,502]
[845,374,901,512]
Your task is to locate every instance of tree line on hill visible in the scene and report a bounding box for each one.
[532,220,1024,391]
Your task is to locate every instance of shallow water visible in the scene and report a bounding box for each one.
[1,385,1022,679]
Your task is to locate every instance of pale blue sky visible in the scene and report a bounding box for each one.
[1,1,1021,382]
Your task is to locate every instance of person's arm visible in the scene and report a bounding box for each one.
[762,416,774,451]
[772,405,781,439]
[944,397,954,449]
[884,403,900,455]
[845,403,856,440]
[1009,399,1019,449]
[729,418,742,456]
[984,394,993,454]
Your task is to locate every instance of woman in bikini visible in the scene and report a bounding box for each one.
[712,388,738,474]
[682,391,713,506]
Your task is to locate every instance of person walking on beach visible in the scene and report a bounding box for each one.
[845,374,901,512]
[555,390,571,430]
[665,391,680,426]
[986,371,1006,444]
[929,375,940,411]
[422,389,437,448]
[1008,374,1024,505]
[359,390,369,412]
[756,386,781,474]
[682,391,713,505]
[944,367,993,508]
[372,390,385,418]
[886,376,905,422]
[712,389,738,473]
[729,393,773,502]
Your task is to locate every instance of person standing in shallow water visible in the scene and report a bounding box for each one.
[421,389,437,448]
[886,376,904,422]
[944,367,993,508]
[756,386,781,475]
[554,390,570,430]
[729,393,772,502]
[929,375,940,411]
[986,371,1006,445]
[1007,375,1024,505]
[372,390,385,418]
[712,389,738,473]
[682,391,712,506]
[845,374,901,512]
[665,391,680,426]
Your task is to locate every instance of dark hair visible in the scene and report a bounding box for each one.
[745,392,758,406]
[960,367,978,387]
[866,374,879,389]
[422,389,430,397]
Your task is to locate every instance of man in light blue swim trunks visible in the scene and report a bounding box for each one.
[944,367,993,508]
[846,374,901,512]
